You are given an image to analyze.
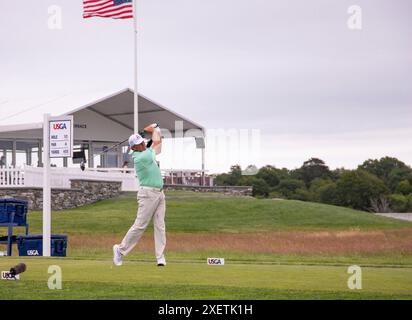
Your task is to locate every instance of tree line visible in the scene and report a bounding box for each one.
[215,157,412,213]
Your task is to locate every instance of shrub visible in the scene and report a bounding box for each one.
[268,191,284,199]
[290,188,312,201]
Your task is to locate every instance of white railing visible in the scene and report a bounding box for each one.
[0,166,139,191]
[0,167,25,187]
[85,167,135,174]
[0,166,212,190]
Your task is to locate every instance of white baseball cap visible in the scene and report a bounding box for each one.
[128,133,144,147]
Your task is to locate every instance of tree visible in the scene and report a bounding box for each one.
[256,165,281,188]
[215,173,230,186]
[309,178,335,202]
[370,196,391,213]
[227,165,242,185]
[290,188,312,201]
[335,170,389,210]
[239,175,255,186]
[359,157,412,192]
[389,194,408,213]
[276,179,306,198]
[251,178,270,198]
[407,195,412,212]
[215,165,242,186]
[396,180,412,195]
[388,167,412,192]
[331,168,349,181]
[317,182,339,205]
[293,158,332,186]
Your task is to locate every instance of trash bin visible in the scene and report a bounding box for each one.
[16,234,68,257]
[0,197,28,226]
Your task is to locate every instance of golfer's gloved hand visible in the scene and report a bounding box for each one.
[143,123,162,154]
[144,123,159,133]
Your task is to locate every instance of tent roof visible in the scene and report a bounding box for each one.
[0,88,204,135]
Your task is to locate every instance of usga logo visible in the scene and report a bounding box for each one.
[1,271,20,281]
[207,258,225,266]
[53,123,67,130]
[27,250,40,256]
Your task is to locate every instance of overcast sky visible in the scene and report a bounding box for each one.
[1,0,411,172]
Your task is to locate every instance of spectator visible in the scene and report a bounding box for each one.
[122,161,129,173]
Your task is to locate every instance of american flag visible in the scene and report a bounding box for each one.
[83,0,133,20]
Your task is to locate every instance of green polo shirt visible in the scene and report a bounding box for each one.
[131,148,163,189]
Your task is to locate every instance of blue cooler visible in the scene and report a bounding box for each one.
[0,198,28,225]
[16,234,68,257]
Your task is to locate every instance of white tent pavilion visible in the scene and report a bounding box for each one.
[0,88,209,190]
[0,88,205,169]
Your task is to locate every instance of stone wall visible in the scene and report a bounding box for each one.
[70,179,122,205]
[164,185,253,196]
[0,179,121,211]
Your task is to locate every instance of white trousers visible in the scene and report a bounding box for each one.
[118,188,166,262]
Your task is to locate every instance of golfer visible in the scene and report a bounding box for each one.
[113,124,166,266]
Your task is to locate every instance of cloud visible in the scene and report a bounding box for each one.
[1,0,411,172]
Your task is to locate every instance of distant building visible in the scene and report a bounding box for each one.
[163,169,214,187]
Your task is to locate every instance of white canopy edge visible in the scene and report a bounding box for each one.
[0,88,205,136]
[0,122,43,133]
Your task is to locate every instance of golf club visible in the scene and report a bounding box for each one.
[78,128,158,170]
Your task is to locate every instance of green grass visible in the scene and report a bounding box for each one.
[66,249,412,268]
[1,258,412,300]
[23,192,412,235]
[1,191,412,300]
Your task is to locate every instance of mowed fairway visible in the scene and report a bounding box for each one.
[1,258,412,299]
[1,191,412,299]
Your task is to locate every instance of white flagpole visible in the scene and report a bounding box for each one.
[43,113,51,257]
[133,0,138,133]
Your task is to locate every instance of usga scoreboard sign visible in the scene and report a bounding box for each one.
[49,116,73,158]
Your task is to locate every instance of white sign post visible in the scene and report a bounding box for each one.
[43,114,73,257]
